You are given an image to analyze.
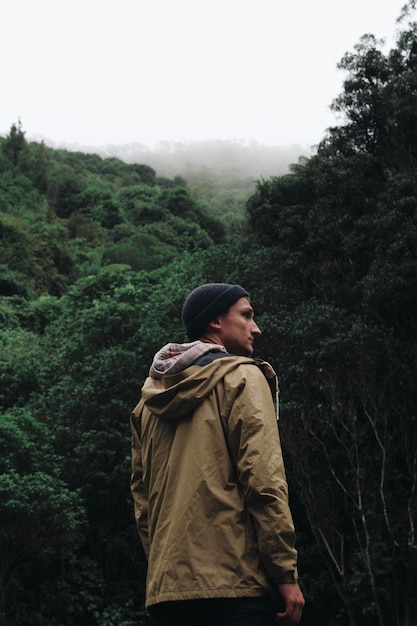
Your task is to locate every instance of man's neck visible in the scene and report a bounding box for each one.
[198,334,224,348]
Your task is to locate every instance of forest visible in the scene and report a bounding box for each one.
[1,3,416,625]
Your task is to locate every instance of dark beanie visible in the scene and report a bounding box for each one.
[182,283,249,341]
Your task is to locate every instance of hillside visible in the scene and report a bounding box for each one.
[27,137,310,229]
[0,124,231,297]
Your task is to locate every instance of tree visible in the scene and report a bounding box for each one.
[0,408,87,625]
[3,121,27,166]
[46,162,86,218]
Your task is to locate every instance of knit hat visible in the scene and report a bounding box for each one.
[182,283,249,341]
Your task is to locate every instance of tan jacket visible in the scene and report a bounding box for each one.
[130,354,298,608]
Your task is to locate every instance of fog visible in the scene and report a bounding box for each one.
[45,139,306,180]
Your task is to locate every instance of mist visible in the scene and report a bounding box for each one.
[40,137,311,181]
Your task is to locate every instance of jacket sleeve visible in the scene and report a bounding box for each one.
[130,401,150,558]
[224,363,298,584]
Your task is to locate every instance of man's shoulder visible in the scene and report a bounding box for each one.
[220,356,273,383]
[223,358,278,402]
[190,352,275,389]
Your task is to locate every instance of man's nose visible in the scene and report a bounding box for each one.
[252,322,262,335]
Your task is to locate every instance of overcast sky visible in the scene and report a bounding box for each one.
[0,0,407,152]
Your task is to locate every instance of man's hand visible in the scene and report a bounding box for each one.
[276,582,305,624]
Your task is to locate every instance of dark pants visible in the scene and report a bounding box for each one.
[148,597,278,626]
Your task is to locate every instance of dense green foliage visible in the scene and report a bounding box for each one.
[0,124,225,297]
[1,6,417,624]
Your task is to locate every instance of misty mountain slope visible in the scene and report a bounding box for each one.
[42,138,311,180]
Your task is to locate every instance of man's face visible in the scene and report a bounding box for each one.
[217,297,262,356]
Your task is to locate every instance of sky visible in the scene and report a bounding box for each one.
[0,0,409,152]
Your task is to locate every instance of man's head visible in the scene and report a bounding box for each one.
[182,283,261,356]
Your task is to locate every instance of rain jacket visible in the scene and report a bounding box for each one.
[130,341,298,608]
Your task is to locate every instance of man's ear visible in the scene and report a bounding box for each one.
[207,317,221,330]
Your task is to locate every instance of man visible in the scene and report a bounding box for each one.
[130,283,304,625]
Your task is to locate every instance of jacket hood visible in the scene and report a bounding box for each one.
[141,341,278,421]
[149,340,227,379]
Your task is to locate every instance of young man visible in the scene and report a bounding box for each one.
[130,283,304,625]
